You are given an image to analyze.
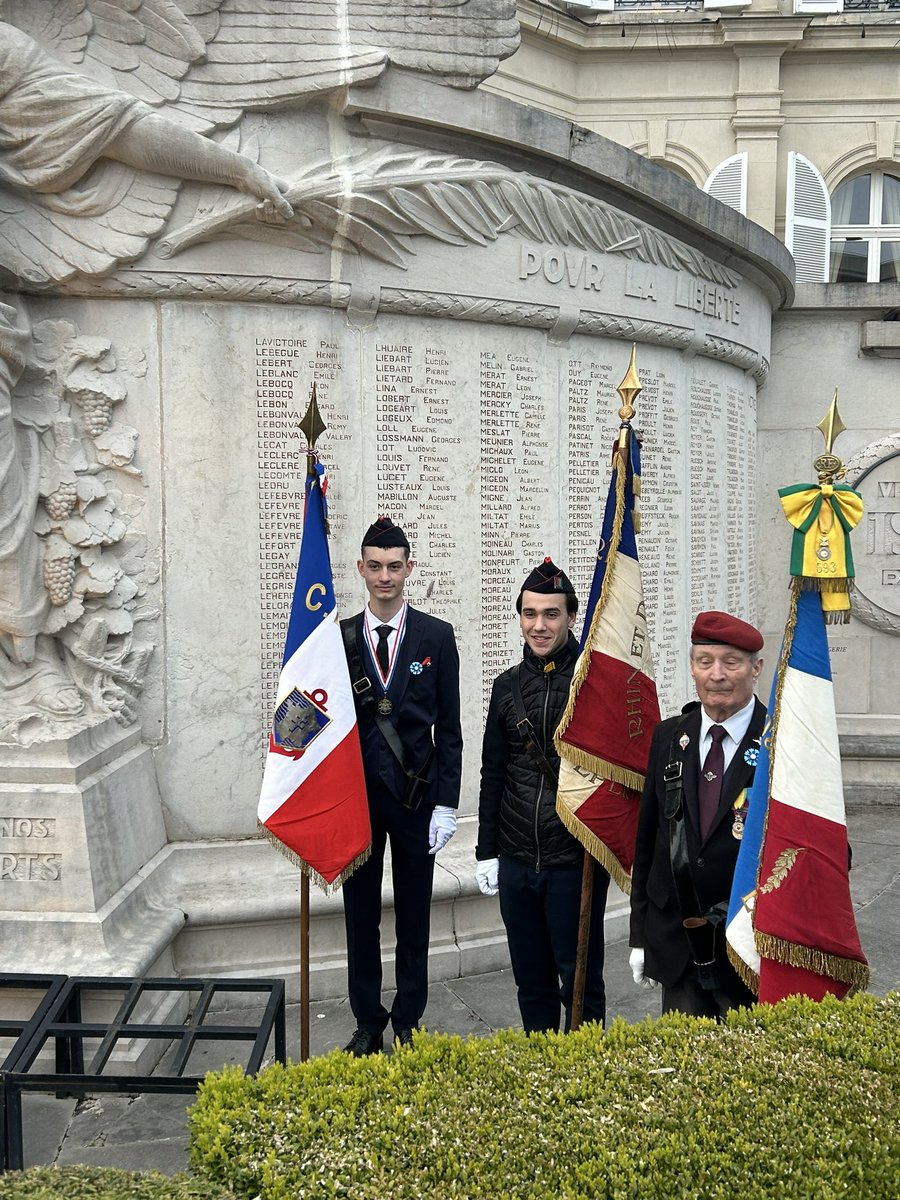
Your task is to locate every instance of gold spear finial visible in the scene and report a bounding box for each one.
[816,389,846,455]
[813,389,847,485]
[299,381,326,453]
[615,344,642,453]
[616,343,642,423]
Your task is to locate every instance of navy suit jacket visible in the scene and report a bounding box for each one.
[629,696,767,987]
[341,606,462,811]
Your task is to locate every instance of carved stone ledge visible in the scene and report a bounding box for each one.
[61,272,768,376]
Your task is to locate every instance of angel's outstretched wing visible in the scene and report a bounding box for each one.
[8,1,389,134]
[8,0,518,131]
[0,0,519,284]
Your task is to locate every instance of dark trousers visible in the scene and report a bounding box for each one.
[499,855,609,1033]
[342,783,435,1035]
[662,964,756,1020]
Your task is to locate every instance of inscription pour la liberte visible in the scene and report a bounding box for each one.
[518,246,741,325]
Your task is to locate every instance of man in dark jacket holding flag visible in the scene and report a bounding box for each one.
[475,558,609,1032]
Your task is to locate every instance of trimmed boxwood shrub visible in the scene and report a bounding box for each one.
[0,1165,230,1199]
[189,991,899,1199]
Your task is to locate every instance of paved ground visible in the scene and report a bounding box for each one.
[18,804,900,1177]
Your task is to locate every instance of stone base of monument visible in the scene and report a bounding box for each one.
[154,823,631,1004]
[0,720,189,1073]
[0,720,633,1020]
[839,716,900,807]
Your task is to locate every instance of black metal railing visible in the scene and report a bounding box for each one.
[0,974,286,1173]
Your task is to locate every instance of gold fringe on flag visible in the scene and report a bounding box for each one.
[726,942,760,994]
[555,744,645,795]
[555,801,633,894]
[754,931,870,994]
[258,821,372,895]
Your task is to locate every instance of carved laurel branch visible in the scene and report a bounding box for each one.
[159,149,741,288]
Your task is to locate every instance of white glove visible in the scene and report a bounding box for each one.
[428,805,457,855]
[629,947,659,989]
[475,858,499,896]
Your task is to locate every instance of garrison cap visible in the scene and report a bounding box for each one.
[361,516,410,551]
[516,557,577,613]
[691,610,763,654]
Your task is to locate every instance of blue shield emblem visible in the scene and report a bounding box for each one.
[272,687,331,754]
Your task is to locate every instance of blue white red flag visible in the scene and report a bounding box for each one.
[554,427,660,893]
[258,462,370,892]
[727,588,868,1000]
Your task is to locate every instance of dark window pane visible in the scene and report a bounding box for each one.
[881,175,900,224]
[879,241,900,283]
[832,175,871,226]
[830,239,869,282]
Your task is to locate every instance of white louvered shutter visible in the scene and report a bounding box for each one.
[703,153,748,215]
[786,152,831,282]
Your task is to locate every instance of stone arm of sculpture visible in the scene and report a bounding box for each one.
[104,113,294,223]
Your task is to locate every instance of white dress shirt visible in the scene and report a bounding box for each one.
[698,694,756,773]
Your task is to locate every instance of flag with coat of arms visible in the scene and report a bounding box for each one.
[258,457,370,892]
[554,350,660,893]
[726,399,868,1002]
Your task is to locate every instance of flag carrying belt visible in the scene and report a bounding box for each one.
[663,715,729,990]
[342,621,433,810]
[509,665,558,789]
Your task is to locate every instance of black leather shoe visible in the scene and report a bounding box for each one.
[343,1028,383,1056]
[393,1026,415,1047]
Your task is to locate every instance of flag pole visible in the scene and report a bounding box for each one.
[569,348,643,1032]
[296,383,327,1062]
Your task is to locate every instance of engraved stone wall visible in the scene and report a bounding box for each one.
[149,298,762,834]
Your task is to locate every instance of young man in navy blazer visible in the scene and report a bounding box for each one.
[629,610,766,1018]
[340,517,462,1054]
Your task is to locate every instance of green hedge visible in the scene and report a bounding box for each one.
[0,1165,229,1199]
[189,991,899,1200]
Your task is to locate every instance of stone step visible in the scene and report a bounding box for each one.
[159,819,631,1002]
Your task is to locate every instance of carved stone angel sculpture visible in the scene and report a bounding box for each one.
[0,0,520,740]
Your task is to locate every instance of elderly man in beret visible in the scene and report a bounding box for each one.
[629,611,765,1018]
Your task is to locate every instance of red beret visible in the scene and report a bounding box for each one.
[691,611,763,653]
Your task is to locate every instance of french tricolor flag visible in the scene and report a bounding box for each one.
[763,589,866,1000]
[727,588,868,1001]
[258,462,370,892]
[555,426,660,893]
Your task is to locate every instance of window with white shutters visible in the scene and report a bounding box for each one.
[786,152,831,283]
[703,153,748,215]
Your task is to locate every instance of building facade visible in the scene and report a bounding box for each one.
[487,1,900,797]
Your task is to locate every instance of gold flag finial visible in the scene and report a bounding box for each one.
[816,389,846,455]
[813,389,847,486]
[616,343,642,423]
[299,381,326,452]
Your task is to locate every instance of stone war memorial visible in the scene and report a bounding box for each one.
[0,2,793,1000]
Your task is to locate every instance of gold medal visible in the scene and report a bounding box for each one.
[732,818,744,841]
[377,696,393,715]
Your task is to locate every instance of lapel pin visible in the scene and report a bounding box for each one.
[679,733,690,750]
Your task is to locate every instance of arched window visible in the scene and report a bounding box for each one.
[830,170,900,283]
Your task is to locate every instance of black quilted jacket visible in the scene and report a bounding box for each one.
[476,633,583,870]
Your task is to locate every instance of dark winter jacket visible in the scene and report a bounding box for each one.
[476,632,583,870]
